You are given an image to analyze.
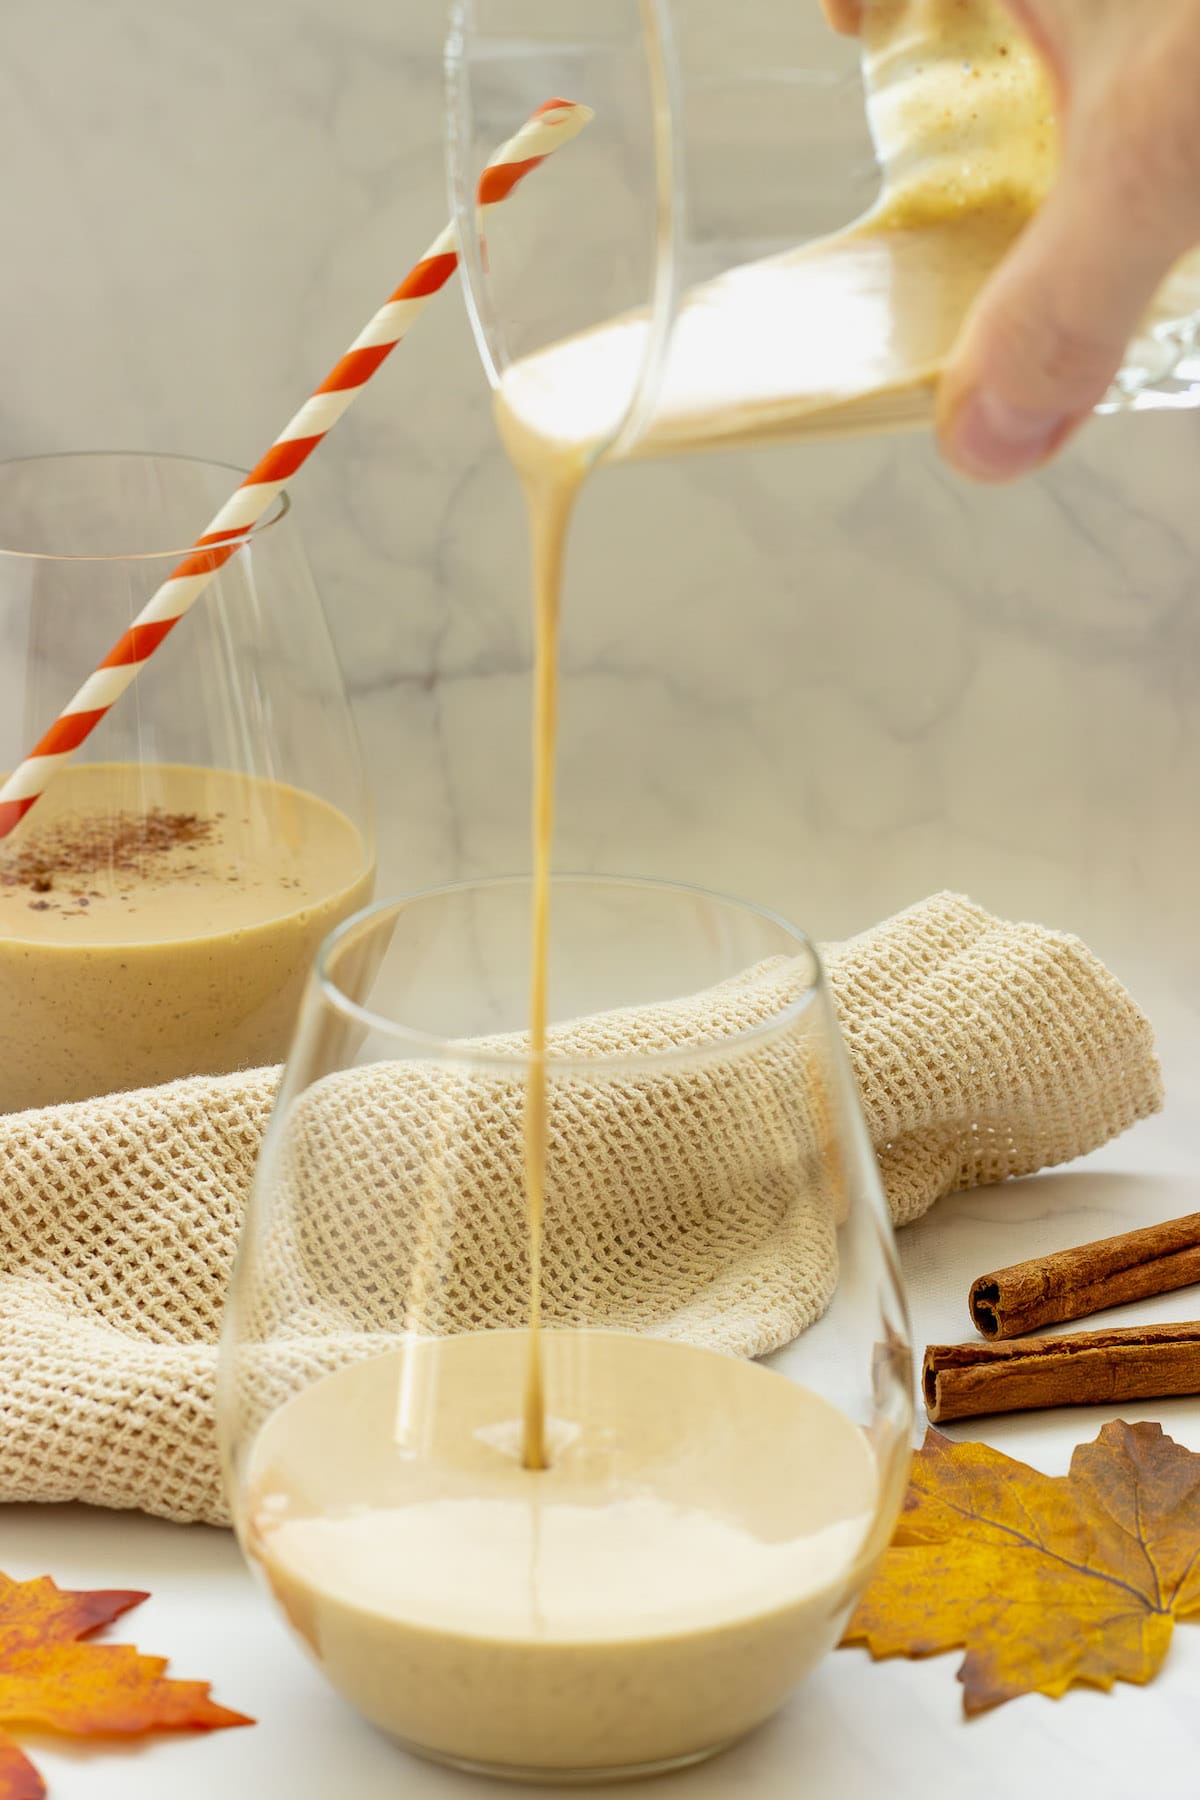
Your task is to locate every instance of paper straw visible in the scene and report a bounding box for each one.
[0,97,591,840]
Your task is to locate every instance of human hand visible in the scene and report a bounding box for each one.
[825,0,1200,480]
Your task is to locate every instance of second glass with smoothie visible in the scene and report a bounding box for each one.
[0,453,373,1113]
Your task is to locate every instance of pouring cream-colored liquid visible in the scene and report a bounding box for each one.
[244,420,877,1778]
[249,1332,877,1775]
[0,762,372,1111]
[246,426,881,1780]
[247,2,1141,1776]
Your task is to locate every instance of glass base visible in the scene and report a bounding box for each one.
[388,1731,740,1786]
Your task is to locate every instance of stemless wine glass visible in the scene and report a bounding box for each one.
[446,0,1200,465]
[217,875,912,1785]
[0,452,373,1113]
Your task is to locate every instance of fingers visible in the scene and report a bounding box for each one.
[938,2,1200,480]
[938,127,1200,480]
[936,193,1150,479]
[821,0,864,36]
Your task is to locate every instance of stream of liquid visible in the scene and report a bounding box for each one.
[515,456,585,1470]
[239,10,1200,1775]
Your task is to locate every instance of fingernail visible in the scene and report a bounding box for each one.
[945,389,1067,480]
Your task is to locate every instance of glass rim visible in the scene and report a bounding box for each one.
[315,872,823,1073]
[0,450,291,563]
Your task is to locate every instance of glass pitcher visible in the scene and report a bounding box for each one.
[446,0,1200,467]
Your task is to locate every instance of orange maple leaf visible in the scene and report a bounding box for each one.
[842,1420,1200,1714]
[0,1571,251,1799]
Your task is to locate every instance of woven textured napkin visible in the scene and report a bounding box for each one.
[0,893,1161,1526]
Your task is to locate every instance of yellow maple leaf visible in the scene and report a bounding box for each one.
[842,1420,1200,1713]
[0,1573,250,1799]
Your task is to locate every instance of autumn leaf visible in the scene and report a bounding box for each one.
[0,1571,251,1799]
[842,1420,1200,1715]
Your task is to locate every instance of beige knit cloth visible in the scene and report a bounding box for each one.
[0,893,1161,1526]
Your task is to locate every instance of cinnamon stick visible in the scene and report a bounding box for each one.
[923,1322,1200,1423]
[968,1212,1200,1339]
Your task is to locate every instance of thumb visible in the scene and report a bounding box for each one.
[936,153,1188,481]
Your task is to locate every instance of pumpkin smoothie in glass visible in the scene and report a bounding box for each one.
[0,761,373,1113]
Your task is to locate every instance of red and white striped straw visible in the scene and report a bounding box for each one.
[0,97,591,840]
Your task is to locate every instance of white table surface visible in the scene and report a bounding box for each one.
[8,1122,1200,1800]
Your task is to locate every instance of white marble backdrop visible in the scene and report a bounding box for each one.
[1,0,1199,1157]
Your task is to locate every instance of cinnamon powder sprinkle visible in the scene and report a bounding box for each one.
[1,809,217,897]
